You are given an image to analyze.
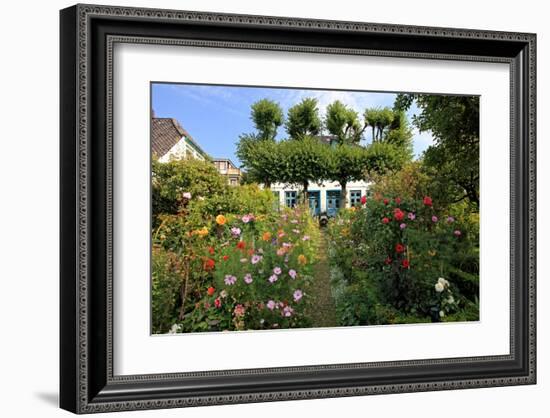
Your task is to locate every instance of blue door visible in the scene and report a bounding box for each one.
[308,191,320,216]
[326,190,341,217]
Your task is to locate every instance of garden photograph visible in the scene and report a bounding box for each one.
[150,83,480,334]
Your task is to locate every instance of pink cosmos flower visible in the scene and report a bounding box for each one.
[251,255,262,264]
[224,275,237,285]
[408,212,416,220]
[289,269,297,279]
[268,274,278,283]
[282,242,292,248]
[266,300,276,310]
[293,289,303,302]
[432,216,439,223]
[447,216,455,223]
[454,230,462,236]
[242,214,254,223]
[282,306,294,317]
[273,267,282,275]
[302,235,310,241]
[400,223,407,230]
[231,227,241,237]
[276,248,286,256]
[244,273,253,284]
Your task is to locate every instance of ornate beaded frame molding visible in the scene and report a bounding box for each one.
[60,3,536,414]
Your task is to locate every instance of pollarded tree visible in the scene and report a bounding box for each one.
[364,106,395,141]
[328,144,370,208]
[285,97,322,139]
[326,100,366,144]
[250,99,284,140]
[278,136,334,200]
[236,134,283,188]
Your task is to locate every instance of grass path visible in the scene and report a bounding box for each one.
[308,229,338,328]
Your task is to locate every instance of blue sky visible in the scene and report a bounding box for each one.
[152,83,434,165]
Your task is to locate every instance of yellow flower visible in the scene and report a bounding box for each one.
[215,214,227,225]
[262,231,272,241]
[196,227,209,237]
[298,254,307,265]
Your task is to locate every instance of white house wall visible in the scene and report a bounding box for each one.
[269,180,371,214]
[158,137,206,162]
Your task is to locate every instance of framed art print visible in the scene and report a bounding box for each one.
[60,4,536,414]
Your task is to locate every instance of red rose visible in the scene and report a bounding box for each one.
[395,243,405,253]
[393,208,405,221]
[384,256,392,265]
[395,197,401,204]
[383,198,389,205]
[382,217,390,224]
[207,286,215,296]
[204,258,215,271]
[236,241,246,250]
[208,246,215,255]
[223,255,229,261]
[214,298,222,308]
[401,259,410,268]
[423,196,433,206]
[360,195,367,205]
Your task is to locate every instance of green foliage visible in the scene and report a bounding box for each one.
[278,136,334,196]
[250,99,284,140]
[152,246,184,333]
[236,134,283,187]
[394,94,480,207]
[325,100,365,144]
[285,97,322,139]
[152,158,227,225]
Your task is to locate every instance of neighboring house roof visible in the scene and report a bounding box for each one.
[151,117,209,159]
[213,158,239,169]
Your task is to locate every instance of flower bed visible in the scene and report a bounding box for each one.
[327,194,479,326]
[153,198,319,333]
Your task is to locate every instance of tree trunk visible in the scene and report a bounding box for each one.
[340,180,348,209]
[303,181,309,204]
[371,126,375,142]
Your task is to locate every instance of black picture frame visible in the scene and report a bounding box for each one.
[60,3,536,414]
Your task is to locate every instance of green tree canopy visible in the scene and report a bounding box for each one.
[250,99,284,140]
[236,134,283,187]
[285,97,322,139]
[278,136,334,198]
[394,94,479,207]
[328,144,370,207]
[326,100,366,144]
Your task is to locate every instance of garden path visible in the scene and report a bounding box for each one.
[308,229,338,328]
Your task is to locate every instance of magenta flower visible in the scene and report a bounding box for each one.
[293,289,303,302]
[244,273,253,284]
[251,255,262,264]
[289,269,297,279]
[432,216,438,222]
[231,227,241,237]
[266,300,276,310]
[302,235,310,241]
[454,230,462,236]
[408,212,416,220]
[447,216,455,223]
[224,275,237,285]
[400,223,407,229]
[273,267,282,275]
[241,214,254,223]
[268,274,278,283]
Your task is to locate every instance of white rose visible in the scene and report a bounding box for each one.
[439,310,445,318]
[435,282,445,292]
[447,295,455,304]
